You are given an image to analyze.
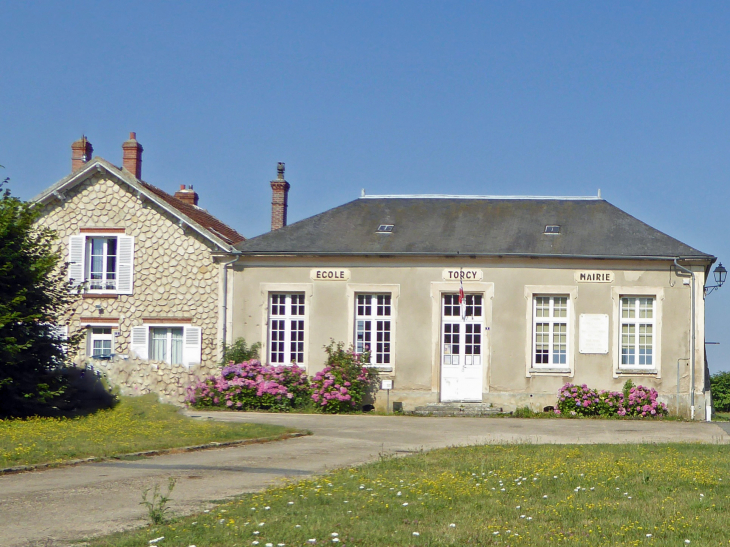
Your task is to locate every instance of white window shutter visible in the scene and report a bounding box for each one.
[182,326,202,366]
[130,326,148,360]
[116,235,134,294]
[68,235,85,288]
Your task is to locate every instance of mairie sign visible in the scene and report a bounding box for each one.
[442,269,484,281]
[575,271,614,283]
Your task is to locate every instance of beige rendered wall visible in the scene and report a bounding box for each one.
[231,256,709,416]
[35,174,224,401]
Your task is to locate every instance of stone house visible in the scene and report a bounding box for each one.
[231,179,720,419]
[32,134,244,403]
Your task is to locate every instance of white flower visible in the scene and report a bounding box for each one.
[252,543,259,546]
[449,523,456,528]
[520,515,526,518]
[646,534,652,537]
[331,533,338,537]
[204,510,211,513]
[685,540,691,544]
[219,519,226,524]
[332,540,340,543]
[259,523,265,526]
[253,531,260,535]
[527,517,533,520]
[265,506,271,510]
[266,544,273,547]
[397,491,402,496]
[279,544,286,546]
[493,531,500,535]
[412,532,420,536]
[296,524,301,528]
[149,539,165,545]
[288,501,294,505]
[403,502,409,506]
[308,540,317,544]
[543,495,548,499]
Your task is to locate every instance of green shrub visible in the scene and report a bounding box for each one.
[711,371,730,412]
[220,337,260,365]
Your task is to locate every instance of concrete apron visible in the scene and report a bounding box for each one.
[2,413,729,547]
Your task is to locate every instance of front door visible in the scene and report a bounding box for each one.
[440,293,484,402]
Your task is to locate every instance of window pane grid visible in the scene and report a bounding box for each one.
[268,293,306,365]
[533,295,569,367]
[355,294,392,366]
[620,297,655,368]
[88,237,117,291]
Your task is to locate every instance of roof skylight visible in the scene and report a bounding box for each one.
[544,225,561,234]
[377,224,394,233]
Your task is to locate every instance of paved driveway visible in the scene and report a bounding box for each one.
[2,412,728,547]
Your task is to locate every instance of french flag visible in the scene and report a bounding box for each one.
[459,277,466,320]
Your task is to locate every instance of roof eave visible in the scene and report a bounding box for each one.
[32,159,240,254]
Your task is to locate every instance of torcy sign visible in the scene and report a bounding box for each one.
[442,269,484,281]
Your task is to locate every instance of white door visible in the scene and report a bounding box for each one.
[440,293,484,402]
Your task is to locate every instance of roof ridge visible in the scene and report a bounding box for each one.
[359,194,603,200]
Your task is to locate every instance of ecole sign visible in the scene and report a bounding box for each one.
[310,268,351,281]
[442,269,484,281]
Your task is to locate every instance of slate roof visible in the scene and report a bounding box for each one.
[32,158,244,250]
[237,196,713,261]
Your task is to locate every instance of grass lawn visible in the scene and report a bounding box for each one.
[91,443,730,546]
[0,394,298,468]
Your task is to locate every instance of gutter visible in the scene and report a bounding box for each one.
[220,255,240,351]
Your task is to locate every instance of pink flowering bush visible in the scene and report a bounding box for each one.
[186,359,311,411]
[556,382,668,418]
[311,341,380,413]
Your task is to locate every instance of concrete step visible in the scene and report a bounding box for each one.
[410,403,503,417]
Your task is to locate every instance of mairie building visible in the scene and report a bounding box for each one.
[231,170,717,419]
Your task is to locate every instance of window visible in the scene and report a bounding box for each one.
[544,225,561,234]
[89,327,114,358]
[130,325,202,366]
[441,293,483,366]
[532,295,569,367]
[355,294,392,366]
[150,327,183,365]
[68,234,134,294]
[376,224,394,233]
[269,293,305,365]
[620,297,655,368]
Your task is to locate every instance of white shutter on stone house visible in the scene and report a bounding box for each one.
[182,326,202,366]
[68,235,85,288]
[130,326,148,360]
[116,235,134,294]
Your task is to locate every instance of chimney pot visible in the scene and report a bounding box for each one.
[270,162,290,231]
[71,135,93,172]
[122,132,143,179]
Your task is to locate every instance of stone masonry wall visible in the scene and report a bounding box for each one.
[36,173,223,402]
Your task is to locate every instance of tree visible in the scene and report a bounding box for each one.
[0,177,81,417]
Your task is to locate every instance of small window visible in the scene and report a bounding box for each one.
[544,225,561,234]
[376,224,394,233]
[89,327,114,358]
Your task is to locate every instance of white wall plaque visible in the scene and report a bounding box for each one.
[579,314,609,354]
[381,379,393,390]
[442,269,483,281]
[575,271,614,283]
[310,268,351,281]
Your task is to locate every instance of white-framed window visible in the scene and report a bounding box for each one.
[68,233,134,294]
[532,295,569,367]
[268,293,305,365]
[355,294,392,366]
[89,327,114,358]
[130,325,202,366]
[620,296,655,368]
[441,293,483,366]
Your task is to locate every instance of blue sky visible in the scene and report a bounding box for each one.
[3,1,730,370]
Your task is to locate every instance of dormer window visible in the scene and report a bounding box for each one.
[377,224,394,233]
[544,225,561,235]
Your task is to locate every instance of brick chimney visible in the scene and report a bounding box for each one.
[270,162,290,231]
[122,132,143,179]
[174,184,199,207]
[71,136,93,172]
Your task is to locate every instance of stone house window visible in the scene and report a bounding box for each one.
[130,325,202,366]
[68,233,134,294]
[89,327,114,358]
[620,296,655,368]
[532,295,570,367]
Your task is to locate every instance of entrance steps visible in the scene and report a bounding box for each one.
[410,402,503,417]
